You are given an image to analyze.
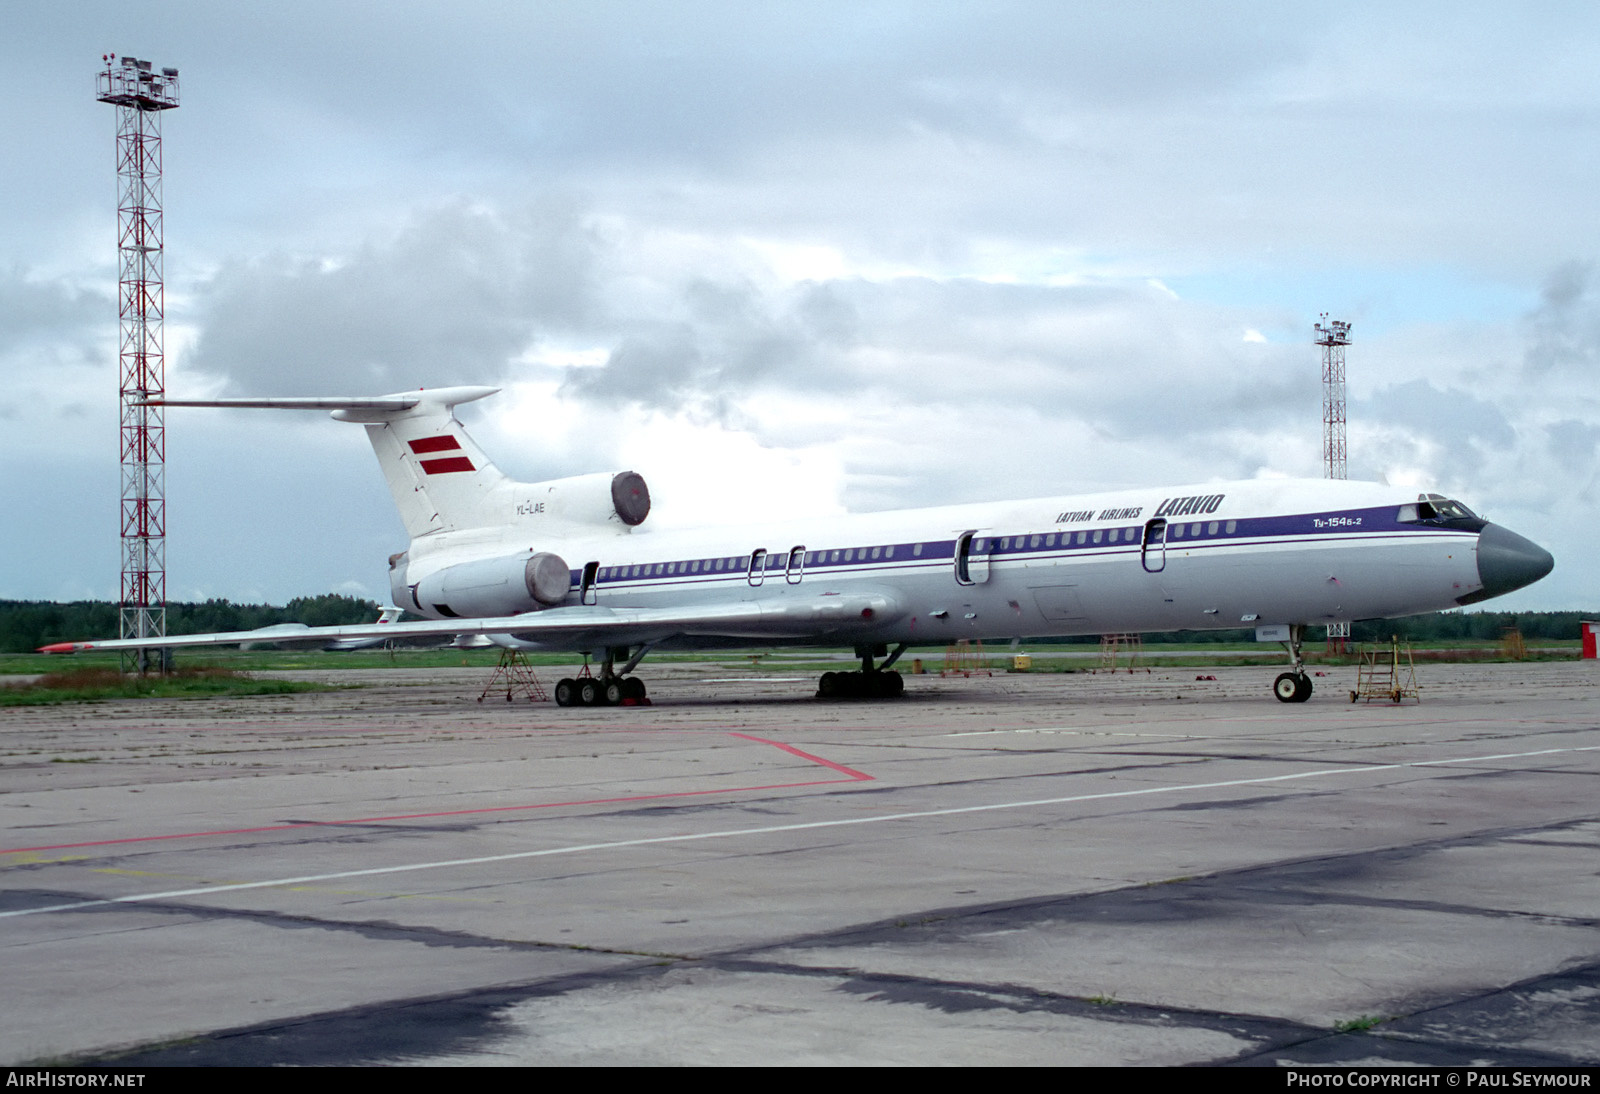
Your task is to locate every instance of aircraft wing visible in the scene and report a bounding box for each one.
[38,590,903,653]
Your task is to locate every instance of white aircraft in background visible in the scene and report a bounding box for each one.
[43,386,1554,705]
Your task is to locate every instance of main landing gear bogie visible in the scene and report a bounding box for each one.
[553,645,653,708]
[817,669,904,700]
[554,674,648,707]
[817,643,910,701]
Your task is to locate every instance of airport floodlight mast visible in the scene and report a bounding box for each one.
[1316,314,1352,649]
[1315,314,1350,481]
[97,55,179,670]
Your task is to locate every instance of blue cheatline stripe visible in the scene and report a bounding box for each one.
[572,506,1467,593]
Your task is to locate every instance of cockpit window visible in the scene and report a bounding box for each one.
[1398,495,1481,525]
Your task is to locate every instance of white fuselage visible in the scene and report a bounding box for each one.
[397,477,1480,652]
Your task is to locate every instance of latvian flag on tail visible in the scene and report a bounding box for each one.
[408,435,475,474]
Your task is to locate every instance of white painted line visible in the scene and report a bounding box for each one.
[696,678,809,684]
[945,728,1204,739]
[5,744,1596,920]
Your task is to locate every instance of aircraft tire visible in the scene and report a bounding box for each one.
[604,680,625,705]
[623,677,647,701]
[1273,673,1301,703]
[578,679,603,706]
[554,678,577,707]
[818,671,840,698]
[884,670,904,698]
[1294,674,1314,702]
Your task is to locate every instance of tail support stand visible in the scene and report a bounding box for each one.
[478,649,549,703]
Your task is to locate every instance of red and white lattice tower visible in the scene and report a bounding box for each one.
[1315,314,1352,648]
[1315,314,1350,481]
[97,55,179,659]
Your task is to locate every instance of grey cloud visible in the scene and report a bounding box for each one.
[1545,419,1600,472]
[1357,379,1516,474]
[791,282,861,346]
[0,267,110,363]
[564,325,704,407]
[560,274,848,413]
[177,4,1308,165]
[559,267,1321,475]
[1524,261,1600,376]
[185,200,602,394]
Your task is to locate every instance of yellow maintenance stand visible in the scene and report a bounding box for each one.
[1351,635,1420,704]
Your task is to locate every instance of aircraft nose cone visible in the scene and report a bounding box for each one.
[1464,523,1554,604]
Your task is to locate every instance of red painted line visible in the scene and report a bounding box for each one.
[408,435,462,454]
[1,733,876,855]
[420,456,475,474]
[727,732,874,781]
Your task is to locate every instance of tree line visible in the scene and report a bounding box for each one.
[0,596,381,653]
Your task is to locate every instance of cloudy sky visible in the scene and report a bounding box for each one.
[2,2,1595,611]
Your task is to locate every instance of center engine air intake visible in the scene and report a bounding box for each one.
[611,471,651,526]
[528,470,652,527]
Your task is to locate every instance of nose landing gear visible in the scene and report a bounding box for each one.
[1272,624,1313,703]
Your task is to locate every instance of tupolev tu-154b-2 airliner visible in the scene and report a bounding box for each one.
[43,385,1554,705]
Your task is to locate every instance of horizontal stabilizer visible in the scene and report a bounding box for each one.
[151,395,420,411]
[146,386,499,419]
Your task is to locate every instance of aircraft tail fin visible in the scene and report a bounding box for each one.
[155,386,509,539]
